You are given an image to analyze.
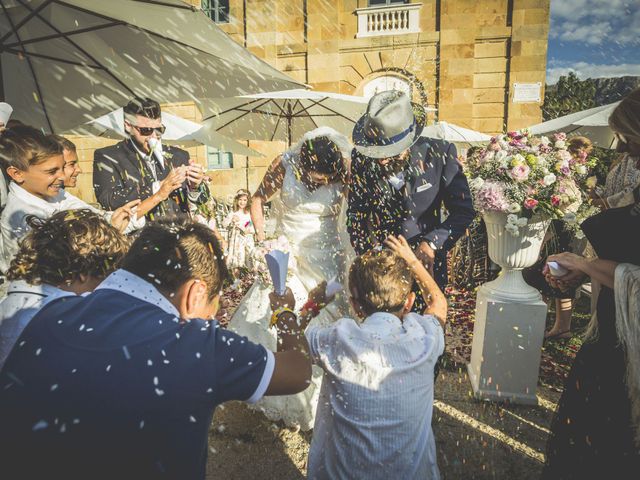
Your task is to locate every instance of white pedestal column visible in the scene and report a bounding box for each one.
[467,212,550,405]
[467,286,547,404]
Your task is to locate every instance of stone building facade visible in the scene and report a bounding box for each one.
[67,0,550,203]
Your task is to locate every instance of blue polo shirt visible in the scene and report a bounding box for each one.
[0,269,274,480]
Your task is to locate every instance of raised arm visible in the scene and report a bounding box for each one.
[422,144,475,251]
[385,235,448,327]
[251,155,285,242]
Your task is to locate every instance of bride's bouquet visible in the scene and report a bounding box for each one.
[466,130,596,236]
[248,235,297,287]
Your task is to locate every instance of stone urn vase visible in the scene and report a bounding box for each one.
[481,211,551,303]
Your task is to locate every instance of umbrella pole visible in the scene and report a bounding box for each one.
[0,55,4,101]
[287,103,293,147]
[245,141,249,191]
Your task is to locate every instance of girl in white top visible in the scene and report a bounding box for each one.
[223,189,255,273]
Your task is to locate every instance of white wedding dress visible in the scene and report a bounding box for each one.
[229,149,354,431]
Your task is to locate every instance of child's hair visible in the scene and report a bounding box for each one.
[0,125,62,172]
[233,189,251,213]
[567,136,593,157]
[49,134,77,154]
[120,219,229,301]
[348,249,413,316]
[7,209,129,286]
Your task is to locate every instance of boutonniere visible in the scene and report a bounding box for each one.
[162,150,174,162]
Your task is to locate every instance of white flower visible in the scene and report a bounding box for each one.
[555,140,566,149]
[505,223,520,236]
[563,212,577,223]
[516,217,528,227]
[469,177,485,191]
[507,214,519,225]
[576,165,587,175]
[507,203,521,213]
[543,173,557,186]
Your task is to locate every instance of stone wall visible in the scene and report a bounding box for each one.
[65,0,550,204]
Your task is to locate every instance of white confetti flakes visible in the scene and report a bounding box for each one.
[229,357,234,363]
[32,420,48,431]
[79,324,85,331]
[35,348,42,356]
[139,420,145,429]
[216,424,226,433]
[206,387,213,393]
[106,365,112,372]
[189,415,197,423]
[122,346,131,360]
[155,388,165,396]
[195,352,201,359]
[147,359,153,366]
[153,376,159,386]
[50,384,58,392]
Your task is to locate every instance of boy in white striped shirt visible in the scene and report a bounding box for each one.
[304,235,447,480]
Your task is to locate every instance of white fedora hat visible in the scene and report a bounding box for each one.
[352,90,426,159]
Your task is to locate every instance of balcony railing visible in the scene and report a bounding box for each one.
[355,3,422,38]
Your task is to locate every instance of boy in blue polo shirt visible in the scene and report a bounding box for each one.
[0,220,316,480]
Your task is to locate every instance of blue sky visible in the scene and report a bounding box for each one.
[546,0,640,84]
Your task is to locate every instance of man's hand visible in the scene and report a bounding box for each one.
[186,161,205,188]
[416,240,436,276]
[269,287,295,312]
[158,167,187,200]
[111,199,141,232]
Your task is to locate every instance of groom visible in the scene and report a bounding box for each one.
[347,90,475,290]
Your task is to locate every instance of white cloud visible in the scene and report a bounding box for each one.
[546,62,640,84]
[550,0,639,46]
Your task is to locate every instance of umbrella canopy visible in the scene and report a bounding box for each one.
[421,121,492,145]
[528,102,619,147]
[76,107,260,156]
[0,0,302,133]
[200,89,374,146]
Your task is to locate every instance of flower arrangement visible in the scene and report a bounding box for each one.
[466,130,597,236]
[248,235,296,286]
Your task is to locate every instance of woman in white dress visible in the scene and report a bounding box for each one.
[229,127,354,430]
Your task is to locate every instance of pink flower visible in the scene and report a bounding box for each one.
[551,195,561,207]
[475,181,510,212]
[524,198,539,210]
[489,141,501,151]
[554,132,567,142]
[510,164,530,182]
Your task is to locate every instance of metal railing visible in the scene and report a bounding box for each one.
[355,3,422,38]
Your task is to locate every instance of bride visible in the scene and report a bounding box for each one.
[229,127,354,430]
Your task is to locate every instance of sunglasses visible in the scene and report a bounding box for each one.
[132,124,166,136]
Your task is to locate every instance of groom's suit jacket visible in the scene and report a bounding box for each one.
[93,140,208,221]
[347,137,475,287]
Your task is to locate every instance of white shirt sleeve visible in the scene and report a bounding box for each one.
[151,181,161,195]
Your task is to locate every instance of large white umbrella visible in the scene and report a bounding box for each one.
[200,89,373,146]
[528,102,619,147]
[77,107,260,156]
[421,121,492,145]
[0,0,302,133]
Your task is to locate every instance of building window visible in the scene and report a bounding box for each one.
[368,0,408,5]
[202,0,229,24]
[207,147,233,169]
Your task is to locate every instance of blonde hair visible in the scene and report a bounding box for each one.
[609,88,640,147]
[567,136,593,157]
[348,249,413,315]
[7,209,129,286]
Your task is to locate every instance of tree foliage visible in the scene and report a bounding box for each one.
[542,72,596,121]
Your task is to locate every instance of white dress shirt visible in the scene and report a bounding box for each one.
[305,311,444,480]
[0,183,143,273]
[0,280,74,370]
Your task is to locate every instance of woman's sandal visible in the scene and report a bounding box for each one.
[544,329,572,341]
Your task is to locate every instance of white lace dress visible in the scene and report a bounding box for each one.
[229,152,353,430]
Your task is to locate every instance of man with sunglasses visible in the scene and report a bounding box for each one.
[348,90,475,291]
[93,97,209,222]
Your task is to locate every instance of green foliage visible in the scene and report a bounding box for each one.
[543,72,596,121]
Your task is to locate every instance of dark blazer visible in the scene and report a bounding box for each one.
[93,140,208,220]
[347,137,475,287]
